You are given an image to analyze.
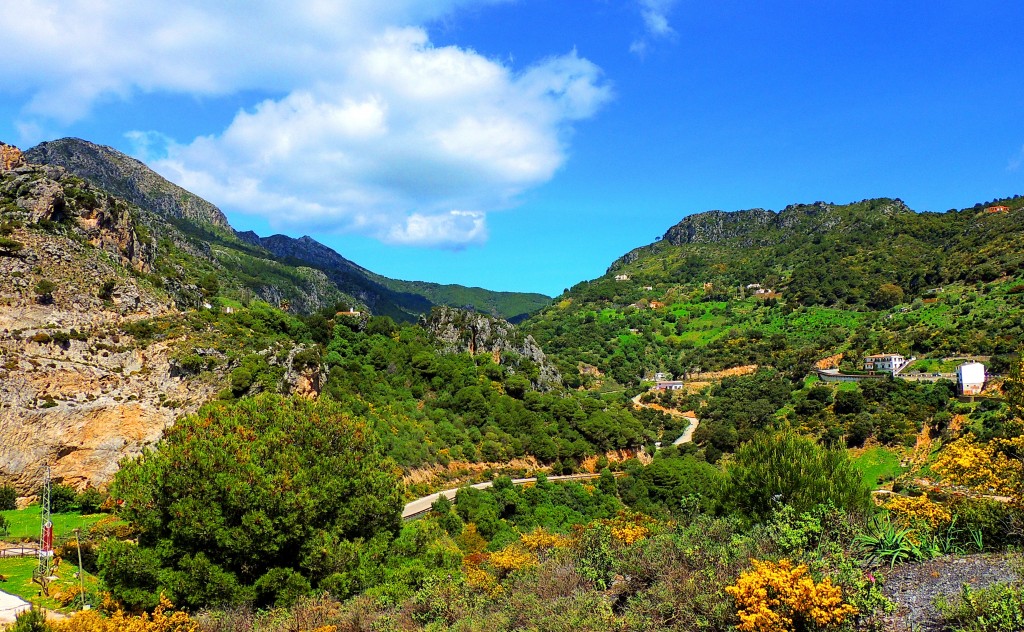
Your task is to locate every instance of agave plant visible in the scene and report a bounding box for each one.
[856,517,917,568]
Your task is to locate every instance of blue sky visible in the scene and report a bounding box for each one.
[3,1,1023,296]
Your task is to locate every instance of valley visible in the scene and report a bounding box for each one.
[2,140,1024,631]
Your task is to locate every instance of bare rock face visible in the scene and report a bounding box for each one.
[24,138,232,231]
[422,306,562,391]
[0,300,218,490]
[0,160,202,490]
[1,143,25,172]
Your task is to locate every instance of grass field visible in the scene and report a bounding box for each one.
[1,507,107,542]
[0,556,99,612]
[850,446,906,489]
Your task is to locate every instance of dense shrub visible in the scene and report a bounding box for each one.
[105,393,402,611]
[47,483,78,513]
[722,430,871,522]
[0,484,17,510]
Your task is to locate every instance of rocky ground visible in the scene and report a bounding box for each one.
[881,553,1020,631]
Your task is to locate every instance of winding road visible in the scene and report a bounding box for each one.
[402,472,615,520]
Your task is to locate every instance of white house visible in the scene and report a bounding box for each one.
[864,353,908,374]
[654,381,685,391]
[614,274,630,281]
[957,362,986,396]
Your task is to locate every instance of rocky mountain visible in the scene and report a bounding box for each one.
[0,139,552,489]
[25,138,231,231]
[0,143,207,488]
[25,138,550,321]
[422,306,562,391]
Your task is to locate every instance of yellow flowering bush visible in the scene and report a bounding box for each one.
[604,511,655,545]
[611,523,649,544]
[464,565,501,596]
[884,494,952,529]
[53,595,197,632]
[725,559,857,632]
[489,544,537,574]
[933,433,1020,497]
[520,527,570,552]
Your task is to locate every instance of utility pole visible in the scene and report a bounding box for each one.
[32,466,53,596]
[74,528,86,611]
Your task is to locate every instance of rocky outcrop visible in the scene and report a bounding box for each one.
[25,138,232,230]
[660,199,912,248]
[0,334,217,490]
[2,161,156,274]
[608,198,914,273]
[1,143,25,171]
[422,306,561,391]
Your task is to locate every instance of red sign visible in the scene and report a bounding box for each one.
[42,521,53,553]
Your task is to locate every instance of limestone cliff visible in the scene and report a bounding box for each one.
[422,306,562,391]
[0,147,315,491]
[25,138,232,231]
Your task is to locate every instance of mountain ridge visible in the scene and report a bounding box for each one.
[22,137,550,321]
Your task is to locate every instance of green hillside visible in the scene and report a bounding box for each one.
[524,196,1024,388]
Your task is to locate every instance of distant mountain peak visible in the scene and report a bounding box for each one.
[25,138,232,230]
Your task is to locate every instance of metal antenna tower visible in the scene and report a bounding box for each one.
[33,465,54,595]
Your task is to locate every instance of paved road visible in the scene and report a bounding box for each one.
[0,589,31,624]
[402,473,612,520]
[671,416,700,446]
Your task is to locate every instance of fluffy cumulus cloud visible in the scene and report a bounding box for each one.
[631,0,680,56]
[3,0,611,247]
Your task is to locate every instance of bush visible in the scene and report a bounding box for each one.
[98,279,116,301]
[726,558,858,631]
[77,487,105,514]
[0,484,17,510]
[11,606,50,632]
[937,582,1024,632]
[34,279,56,304]
[722,430,871,522]
[0,236,23,255]
[47,483,78,513]
[106,393,402,610]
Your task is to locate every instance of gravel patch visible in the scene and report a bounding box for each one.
[881,553,1020,631]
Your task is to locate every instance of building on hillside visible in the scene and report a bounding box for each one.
[614,274,630,281]
[650,301,665,309]
[754,287,773,295]
[654,381,685,391]
[336,310,362,317]
[643,286,654,291]
[957,362,986,396]
[864,353,908,374]
[985,205,1010,214]
[654,372,671,381]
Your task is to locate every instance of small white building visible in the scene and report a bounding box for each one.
[614,274,630,281]
[654,372,671,381]
[864,353,908,374]
[654,381,685,391]
[957,362,986,396]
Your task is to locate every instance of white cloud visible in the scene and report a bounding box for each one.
[631,0,679,56]
[387,210,488,247]
[2,1,611,247]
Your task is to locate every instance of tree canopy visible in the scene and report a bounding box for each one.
[105,393,402,610]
